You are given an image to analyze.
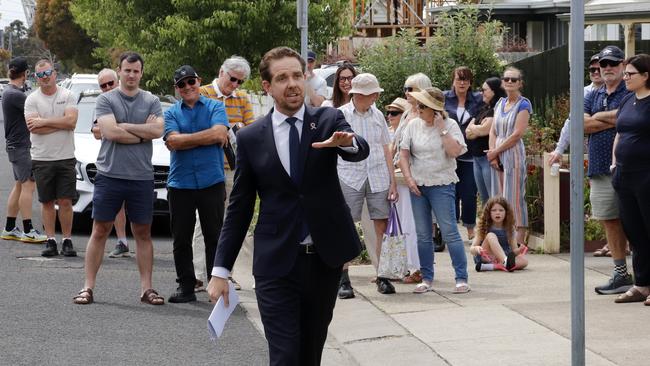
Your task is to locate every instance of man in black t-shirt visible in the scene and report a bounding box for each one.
[0,57,47,243]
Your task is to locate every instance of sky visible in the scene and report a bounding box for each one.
[0,0,28,30]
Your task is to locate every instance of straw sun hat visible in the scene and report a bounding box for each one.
[409,87,445,111]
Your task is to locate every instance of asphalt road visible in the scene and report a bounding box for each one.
[0,115,269,366]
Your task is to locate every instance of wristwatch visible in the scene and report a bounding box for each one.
[440,129,449,137]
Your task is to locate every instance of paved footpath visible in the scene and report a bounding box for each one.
[232,233,645,366]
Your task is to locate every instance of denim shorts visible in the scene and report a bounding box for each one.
[31,158,77,203]
[92,174,154,224]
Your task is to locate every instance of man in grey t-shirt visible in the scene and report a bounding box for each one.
[73,52,165,306]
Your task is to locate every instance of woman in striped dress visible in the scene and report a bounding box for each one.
[487,67,531,245]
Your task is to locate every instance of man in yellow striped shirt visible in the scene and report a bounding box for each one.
[194,56,254,291]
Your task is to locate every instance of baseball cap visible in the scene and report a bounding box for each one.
[598,46,624,62]
[8,57,28,73]
[307,51,316,62]
[173,65,199,85]
[589,53,600,64]
[348,73,384,95]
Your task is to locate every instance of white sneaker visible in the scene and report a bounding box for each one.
[1,227,24,241]
[21,229,47,243]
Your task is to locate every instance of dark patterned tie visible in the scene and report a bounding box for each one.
[285,117,309,242]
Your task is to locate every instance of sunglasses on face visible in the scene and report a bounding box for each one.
[35,69,54,79]
[589,67,600,74]
[176,78,197,89]
[99,80,115,89]
[386,110,403,117]
[339,76,354,83]
[599,60,621,68]
[417,104,430,111]
[502,77,520,83]
[404,87,419,93]
[227,72,245,85]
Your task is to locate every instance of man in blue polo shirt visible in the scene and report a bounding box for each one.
[164,65,229,303]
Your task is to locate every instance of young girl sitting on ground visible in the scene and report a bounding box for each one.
[470,197,528,272]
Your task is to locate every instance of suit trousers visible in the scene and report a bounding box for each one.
[254,249,342,366]
[168,182,225,292]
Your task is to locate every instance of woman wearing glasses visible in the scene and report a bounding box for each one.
[486,67,532,246]
[611,54,650,305]
[444,67,484,240]
[321,63,357,108]
[399,87,470,294]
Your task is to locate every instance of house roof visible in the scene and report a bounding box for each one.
[557,1,650,22]
[428,0,570,15]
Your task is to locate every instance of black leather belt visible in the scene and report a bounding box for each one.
[299,244,316,255]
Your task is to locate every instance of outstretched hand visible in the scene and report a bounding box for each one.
[312,131,355,149]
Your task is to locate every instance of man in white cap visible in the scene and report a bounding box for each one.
[337,73,398,297]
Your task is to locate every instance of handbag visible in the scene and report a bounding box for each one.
[377,203,408,280]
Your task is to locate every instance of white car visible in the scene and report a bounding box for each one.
[73,92,173,218]
[59,73,100,97]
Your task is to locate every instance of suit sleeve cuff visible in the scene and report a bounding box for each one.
[211,266,231,279]
[338,137,358,153]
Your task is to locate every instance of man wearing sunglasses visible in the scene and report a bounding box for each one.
[582,45,633,296]
[193,55,255,291]
[1,57,47,244]
[73,52,166,306]
[24,59,79,257]
[164,65,229,303]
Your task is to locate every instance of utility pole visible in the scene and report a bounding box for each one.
[297,0,309,61]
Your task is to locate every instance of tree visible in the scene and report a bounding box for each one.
[34,0,98,69]
[70,0,350,93]
[2,20,51,69]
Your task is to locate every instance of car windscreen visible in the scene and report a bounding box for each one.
[71,82,100,94]
[74,100,96,133]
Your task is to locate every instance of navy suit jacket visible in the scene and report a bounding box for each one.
[214,105,369,277]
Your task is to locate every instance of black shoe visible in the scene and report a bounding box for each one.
[506,252,516,272]
[168,288,197,303]
[60,238,77,257]
[338,281,355,299]
[377,277,396,294]
[475,262,482,272]
[41,238,58,257]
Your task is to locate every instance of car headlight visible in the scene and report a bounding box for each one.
[75,161,84,181]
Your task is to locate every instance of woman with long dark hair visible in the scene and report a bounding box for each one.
[321,63,357,108]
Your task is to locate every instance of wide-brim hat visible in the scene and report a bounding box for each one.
[410,89,445,111]
[385,97,410,112]
[348,73,384,95]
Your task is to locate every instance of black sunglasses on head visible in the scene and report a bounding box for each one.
[386,110,403,116]
[599,60,621,68]
[227,71,245,85]
[176,78,197,88]
[99,80,115,89]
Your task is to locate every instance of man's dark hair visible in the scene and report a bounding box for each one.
[119,51,144,70]
[624,54,650,89]
[8,69,26,80]
[259,47,305,83]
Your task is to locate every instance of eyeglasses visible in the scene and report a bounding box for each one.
[455,77,470,83]
[599,60,621,68]
[176,78,197,89]
[227,71,245,85]
[501,77,520,83]
[339,76,354,83]
[623,71,640,78]
[386,110,403,117]
[99,80,115,89]
[417,104,430,111]
[404,87,419,93]
[35,69,54,79]
[588,67,600,74]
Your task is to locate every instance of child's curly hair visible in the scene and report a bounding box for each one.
[477,196,516,244]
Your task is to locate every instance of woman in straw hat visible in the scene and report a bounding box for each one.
[398,87,470,294]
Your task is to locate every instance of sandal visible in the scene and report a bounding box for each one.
[615,287,647,303]
[645,294,650,306]
[140,289,165,305]
[403,270,423,284]
[413,282,432,294]
[593,244,610,257]
[453,282,471,294]
[73,288,94,305]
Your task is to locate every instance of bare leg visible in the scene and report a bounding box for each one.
[373,218,387,272]
[466,226,475,239]
[481,232,507,263]
[41,201,57,237]
[516,227,527,245]
[131,222,154,294]
[113,204,127,240]
[602,219,627,261]
[83,220,113,289]
[18,180,36,220]
[57,198,73,237]
[514,256,529,270]
[6,182,21,218]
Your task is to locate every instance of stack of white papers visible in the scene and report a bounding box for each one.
[207,281,240,340]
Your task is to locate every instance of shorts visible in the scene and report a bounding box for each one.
[589,175,619,220]
[92,174,154,224]
[31,158,77,203]
[340,179,390,221]
[7,146,33,182]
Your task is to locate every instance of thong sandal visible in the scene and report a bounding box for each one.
[593,244,610,257]
[73,288,94,305]
[413,282,432,294]
[615,287,647,303]
[141,289,165,305]
[453,282,471,294]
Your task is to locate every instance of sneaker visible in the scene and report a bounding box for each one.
[229,276,242,291]
[1,227,24,241]
[109,241,129,258]
[60,238,77,257]
[376,277,396,294]
[595,272,633,295]
[21,229,47,243]
[338,281,355,299]
[41,238,59,257]
[168,288,197,303]
[475,262,483,272]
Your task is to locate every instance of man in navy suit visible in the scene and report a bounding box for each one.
[207,46,369,365]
